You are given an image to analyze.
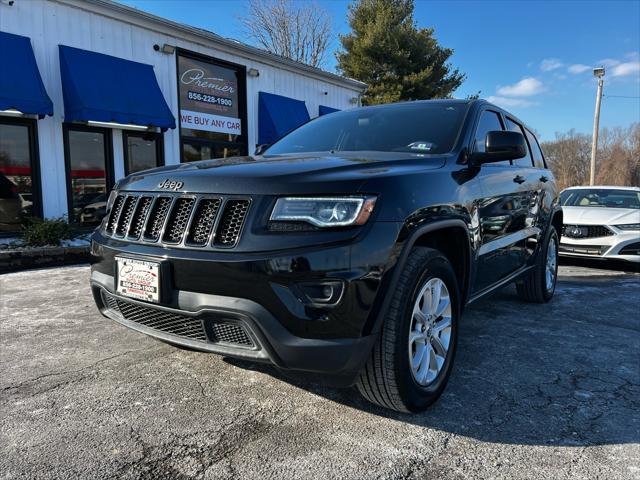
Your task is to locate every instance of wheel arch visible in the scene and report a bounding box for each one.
[368,219,472,336]
[550,206,563,235]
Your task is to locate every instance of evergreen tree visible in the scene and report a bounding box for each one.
[337,0,465,105]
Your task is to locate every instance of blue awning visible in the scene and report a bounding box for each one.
[59,45,175,130]
[319,105,340,116]
[0,31,53,118]
[258,92,310,144]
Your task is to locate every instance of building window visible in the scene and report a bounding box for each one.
[63,124,113,226]
[176,50,248,162]
[182,139,242,163]
[123,131,164,175]
[0,117,41,233]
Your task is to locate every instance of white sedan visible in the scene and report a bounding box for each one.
[559,186,640,263]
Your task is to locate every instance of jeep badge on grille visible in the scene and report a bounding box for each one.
[158,179,184,191]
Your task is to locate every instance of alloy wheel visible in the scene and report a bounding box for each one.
[408,277,452,386]
[546,235,558,292]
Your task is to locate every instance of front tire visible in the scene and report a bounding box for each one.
[516,226,559,303]
[356,247,460,413]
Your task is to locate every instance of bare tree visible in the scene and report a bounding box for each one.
[542,123,640,190]
[241,0,332,68]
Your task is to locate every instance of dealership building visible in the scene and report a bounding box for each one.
[0,0,365,232]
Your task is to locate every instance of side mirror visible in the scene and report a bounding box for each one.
[471,130,527,164]
[254,143,271,156]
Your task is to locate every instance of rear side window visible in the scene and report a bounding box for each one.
[474,110,509,166]
[505,118,533,167]
[525,129,546,168]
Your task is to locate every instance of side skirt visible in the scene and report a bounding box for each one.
[466,264,535,305]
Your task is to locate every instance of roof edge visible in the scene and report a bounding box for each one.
[51,0,367,92]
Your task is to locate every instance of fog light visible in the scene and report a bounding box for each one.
[322,284,333,299]
[297,280,344,307]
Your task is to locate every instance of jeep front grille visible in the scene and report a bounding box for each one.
[104,193,250,249]
[102,291,255,348]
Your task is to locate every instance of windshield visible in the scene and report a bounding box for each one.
[560,189,640,209]
[265,102,468,156]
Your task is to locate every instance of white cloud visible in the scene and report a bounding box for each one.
[486,96,536,108]
[598,58,620,67]
[568,64,590,74]
[610,61,640,77]
[540,58,563,71]
[496,77,545,97]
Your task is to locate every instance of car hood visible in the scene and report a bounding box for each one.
[562,206,640,225]
[118,151,447,195]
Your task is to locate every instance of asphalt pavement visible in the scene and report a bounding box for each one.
[1,262,638,479]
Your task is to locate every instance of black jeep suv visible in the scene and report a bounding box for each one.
[90,99,562,413]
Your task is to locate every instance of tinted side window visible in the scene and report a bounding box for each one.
[525,129,545,168]
[474,110,509,166]
[505,118,533,167]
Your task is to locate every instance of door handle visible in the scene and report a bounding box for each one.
[513,175,526,184]
[540,175,548,183]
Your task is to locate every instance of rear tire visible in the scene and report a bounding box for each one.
[356,247,460,413]
[516,226,559,303]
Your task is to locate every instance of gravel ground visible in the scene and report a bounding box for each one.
[1,262,638,479]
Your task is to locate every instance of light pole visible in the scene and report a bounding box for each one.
[589,66,605,186]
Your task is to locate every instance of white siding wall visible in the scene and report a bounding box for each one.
[0,0,362,218]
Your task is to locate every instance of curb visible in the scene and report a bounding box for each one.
[0,245,90,274]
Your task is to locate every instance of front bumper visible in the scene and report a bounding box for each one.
[90,222,401,383]
[559,232,640,263]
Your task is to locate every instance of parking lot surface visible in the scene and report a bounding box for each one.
[1,263,639,479]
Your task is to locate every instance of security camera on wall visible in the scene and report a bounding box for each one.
[1,0,16,6]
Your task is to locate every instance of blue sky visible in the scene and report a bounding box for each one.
[119,0,640,141]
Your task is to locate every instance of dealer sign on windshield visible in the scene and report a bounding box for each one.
[116,257,160,303]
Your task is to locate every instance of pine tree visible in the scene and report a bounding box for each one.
[337,0,465,105]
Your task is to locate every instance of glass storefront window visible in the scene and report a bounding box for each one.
[182,141,241,163]
[124,131,163,175]
[0,119,39,233]
[64,126,112,226]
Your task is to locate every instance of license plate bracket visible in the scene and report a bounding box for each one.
[115,257,162,304]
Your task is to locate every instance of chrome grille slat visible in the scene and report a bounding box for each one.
[128,196,153,239]
[163,197,196,244]
[106,195,126,234]
[143,196,173,241]
[214,199,251,247]
[115,195,138,237]
[104,192,250,249]
[187,198,222,246]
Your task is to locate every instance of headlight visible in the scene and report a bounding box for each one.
[615,223,640,231]
[270,196,376,227]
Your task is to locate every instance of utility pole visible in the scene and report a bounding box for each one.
[590,67,605,186]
